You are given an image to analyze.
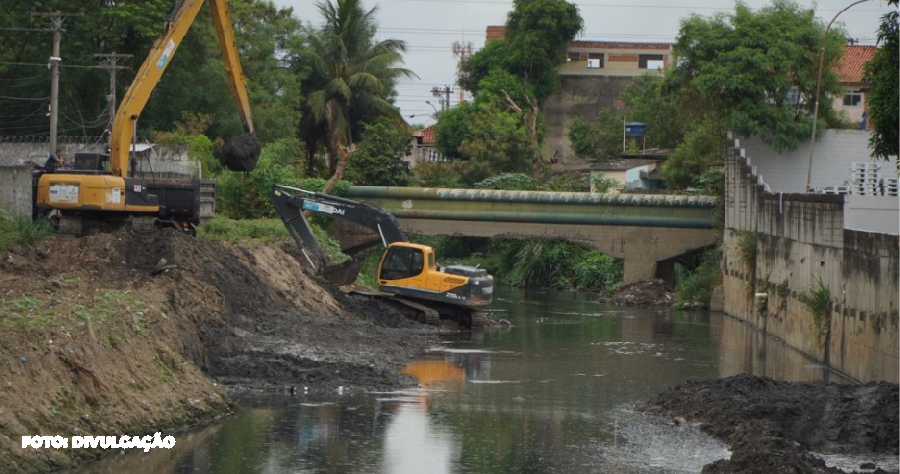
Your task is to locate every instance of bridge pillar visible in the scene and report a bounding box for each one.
[623,257,657,284]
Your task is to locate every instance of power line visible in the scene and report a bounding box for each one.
[0,94,49,100]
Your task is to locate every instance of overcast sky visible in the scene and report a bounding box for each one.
[273,0,895,125]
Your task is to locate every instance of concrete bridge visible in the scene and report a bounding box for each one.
[343,186,719,283]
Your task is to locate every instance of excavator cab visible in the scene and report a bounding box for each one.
[379,244,426,281]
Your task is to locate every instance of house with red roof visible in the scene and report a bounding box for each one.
[408,125,446,168]
[833,44,876,128]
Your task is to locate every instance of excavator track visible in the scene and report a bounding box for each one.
[129,216,157,233]
[392,298,440,325]
[57,215,83,236]
[349,291,443,326]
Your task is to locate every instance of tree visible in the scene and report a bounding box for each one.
[456,0,582,175]
[431,101,533,186]
[661,116,727,190]
[618,75,690,150]
[504,0,583,101]
[344,119,413,186]
[299,0,414,194]
[669,0,846,152]
[567,109,624,162]
[862,0,899,160]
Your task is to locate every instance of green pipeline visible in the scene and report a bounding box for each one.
[388,209,714,229]
[346,186,718,208]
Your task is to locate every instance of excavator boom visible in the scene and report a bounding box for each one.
[111,0,258,177]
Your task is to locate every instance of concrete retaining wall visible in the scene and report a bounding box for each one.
[542,75,634,171]
[724,135,899,383]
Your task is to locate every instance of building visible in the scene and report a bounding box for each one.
[833,44,876,127]
[408,125,446,168]
[560,41,672,77]
[486,26,673,78]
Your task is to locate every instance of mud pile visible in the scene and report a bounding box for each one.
[640,374,899,474]
[0,228,437,473]
[598,278,675,306]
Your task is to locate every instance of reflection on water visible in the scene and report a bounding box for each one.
[69,287,860,474]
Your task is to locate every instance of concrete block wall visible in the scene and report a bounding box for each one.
[724,134,899,383]
[0,165,34,218]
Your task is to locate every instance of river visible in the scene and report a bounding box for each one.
[69,287,850,474]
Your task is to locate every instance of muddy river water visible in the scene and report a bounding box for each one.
[71,287,864,474]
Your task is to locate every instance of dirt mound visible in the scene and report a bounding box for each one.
[640,374,900,474]
[599,278,675,306]
[0,228,437,473]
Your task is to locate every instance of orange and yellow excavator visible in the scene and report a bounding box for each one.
[35,0,260,235]
[271,184,494,328]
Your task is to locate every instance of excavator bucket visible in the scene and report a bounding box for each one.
[322,259,363,286]
[220,133,261,171]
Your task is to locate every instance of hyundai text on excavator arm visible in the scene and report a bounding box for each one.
[272,184,494,328]
[34,0,260,235]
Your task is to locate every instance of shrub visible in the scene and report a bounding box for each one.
[674,247,722,306]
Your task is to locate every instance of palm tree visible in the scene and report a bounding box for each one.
[301,0,415,193]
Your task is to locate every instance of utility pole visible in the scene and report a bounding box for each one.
[93,53,132,135]
[32,10,82,156]
[430,85,453,111]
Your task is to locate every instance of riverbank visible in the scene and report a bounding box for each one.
[0,229,437,473]
[641,374,899,473]
[4,229,897,474]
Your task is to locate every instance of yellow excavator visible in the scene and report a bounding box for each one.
[272,185,494,328]
[34,0,260,235]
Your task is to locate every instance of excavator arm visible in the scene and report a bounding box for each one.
[110,0,259,178]
[272,184,408,285]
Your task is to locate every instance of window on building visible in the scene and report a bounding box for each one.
[587,52,604,69]
[428,150,447,162]
[638,54,665,69]
[784,87,801,105]
[843,90,862,107]
[567,52,581,62]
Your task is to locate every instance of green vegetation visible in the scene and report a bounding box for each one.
[442,0,583,178]
[0,210,54,254]
[798,276,831,347]
[198,217,289,243]
[736,230,757,274]
[862,0,899,160]
[299,0,414,193]
[0,289,145,332]
[674,248,722,307]
[568,109,627,163]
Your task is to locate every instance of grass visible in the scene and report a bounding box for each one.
[0,289,148,332]
[735,230,757,272]
[799,276,831,347]
[198,217,289,243]
[0,209,55,254]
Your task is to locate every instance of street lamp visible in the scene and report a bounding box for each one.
[805,0,872,192]
[425,101,439,116]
